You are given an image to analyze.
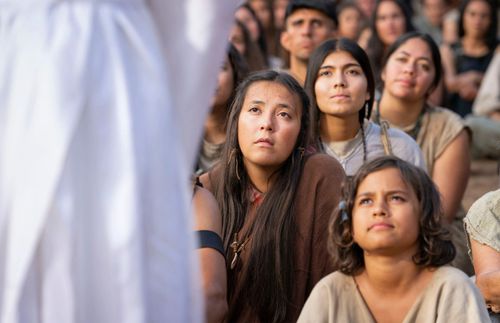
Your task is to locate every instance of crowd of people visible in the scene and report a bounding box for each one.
[193,0,499,322]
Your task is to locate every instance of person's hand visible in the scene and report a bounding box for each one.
[458,83,478,101]
[458,71,483,86]
[488,111,500,121]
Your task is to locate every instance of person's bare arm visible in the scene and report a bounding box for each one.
[442,15,458,45]
[432,130,470,224]
[441,44,459,93]
[193,187,227,323]
[471,239,500,313]
[457,71,483,101]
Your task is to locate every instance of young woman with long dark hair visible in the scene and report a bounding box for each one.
[304,38,425,176]
[200,70,345,322]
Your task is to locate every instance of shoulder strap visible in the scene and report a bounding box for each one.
[196,230,225,258]
[379,121,393,156]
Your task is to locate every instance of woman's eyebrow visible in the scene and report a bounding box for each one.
[397,50,411,56]
[356,189,409,197]
[275,103,298,112]
[319,63,361,69]
[248,100,297,111]
[396,50,432,63]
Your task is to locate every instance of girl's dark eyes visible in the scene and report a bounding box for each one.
[277,111,292,119]
[318,70,332,77]
[419,64,430,72]
[391,195,406,202]
[319,69,361,77]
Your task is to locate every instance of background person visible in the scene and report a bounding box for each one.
[363,0,415,88]
[336,2,364,42]
[464,188,500,321]
[230,20,269,72]
[465,51,500,159]
[248,0,283,68]
[280,0,337,85]
[413,0,452,45]
[440,0,498,117]
[235,4,270,68]
[197,44,249,173]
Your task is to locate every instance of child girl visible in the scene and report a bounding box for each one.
[304,38,425,176]
[200,70,345,322]
[298,156,489,322]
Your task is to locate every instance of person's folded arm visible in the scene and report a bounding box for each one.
[471,238,500,312]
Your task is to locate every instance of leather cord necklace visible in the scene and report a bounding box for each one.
[374,102,426,141]
[230,232,250,270]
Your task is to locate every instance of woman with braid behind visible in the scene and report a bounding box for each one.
[200,70,345,322]
[304,38,425,177]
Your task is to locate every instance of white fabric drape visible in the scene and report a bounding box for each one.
[0,0,237,322]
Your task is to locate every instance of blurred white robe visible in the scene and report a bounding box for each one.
[0,0,236,322]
